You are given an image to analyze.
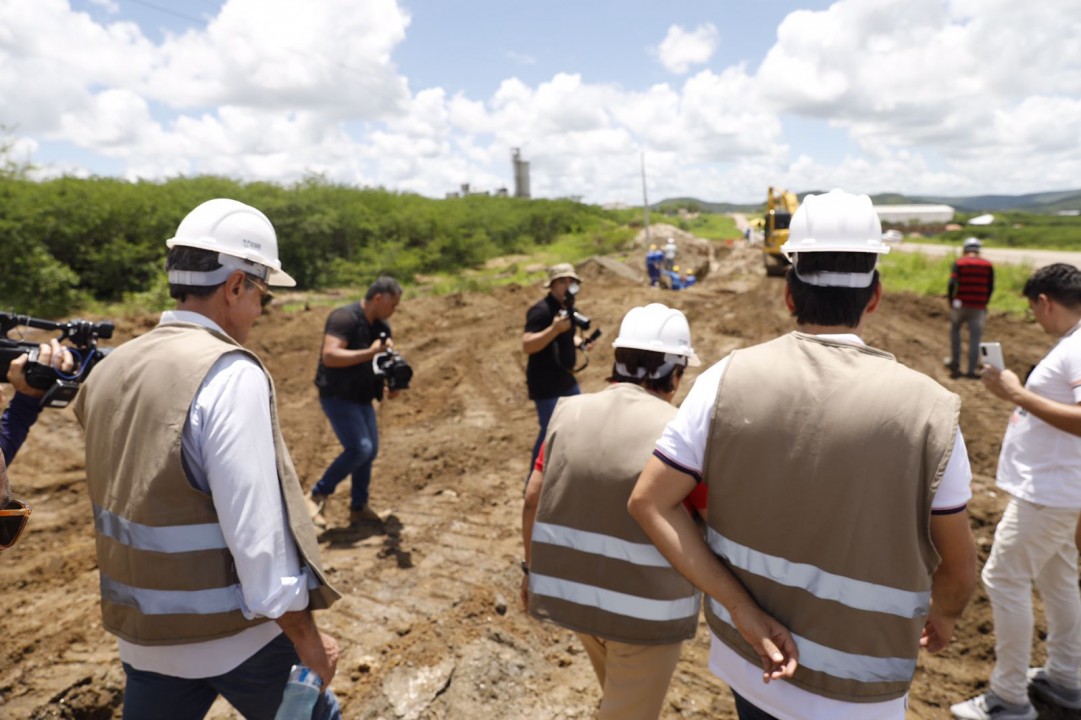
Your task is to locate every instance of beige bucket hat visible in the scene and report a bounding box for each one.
[543,262,582,288]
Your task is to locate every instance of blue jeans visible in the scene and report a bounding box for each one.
[732,691,779,720]
[312,396,379,510]
[121,634,341,720]
[529,383,580,472]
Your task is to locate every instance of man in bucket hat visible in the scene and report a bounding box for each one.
[522,263,593,471]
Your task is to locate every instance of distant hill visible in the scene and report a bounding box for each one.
[655,189,1081,214]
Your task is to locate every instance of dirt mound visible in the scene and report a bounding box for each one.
[0,243,1072,718]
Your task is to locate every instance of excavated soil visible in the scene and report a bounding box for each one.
[0,242,1073,719]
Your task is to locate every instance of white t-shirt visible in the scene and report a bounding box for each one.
[119,312,311,678]
[996,322,1081,508]
[654,334,972,720]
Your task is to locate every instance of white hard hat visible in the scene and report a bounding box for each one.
[780,189,890,258]
[166,198,296,287]
[963,237,982,251]
[612,303,700,367]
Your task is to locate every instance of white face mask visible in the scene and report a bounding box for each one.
[567,282,580,297]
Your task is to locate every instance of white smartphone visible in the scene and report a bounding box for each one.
[980,342,1005,370]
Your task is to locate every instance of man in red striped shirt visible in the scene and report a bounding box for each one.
[947,237,995,379]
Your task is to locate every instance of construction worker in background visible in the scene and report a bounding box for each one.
[629,189,978,720]
[522,303,704,720]
[946,237,994,379]
[646,244,664,287]
[663,237,677,271]
[952,263,1081,720]
[522,263,593,471]
[74,199,342,720]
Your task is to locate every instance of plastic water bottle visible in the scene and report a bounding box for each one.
[274,664,322,720]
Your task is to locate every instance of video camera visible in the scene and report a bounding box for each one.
[561,285,592,331]
[372,333,413,392]
[0,312,114,409]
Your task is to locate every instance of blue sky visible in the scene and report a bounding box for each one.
[3,0,1079,204]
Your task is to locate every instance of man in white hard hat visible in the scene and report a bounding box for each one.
[630,189,978,720]
[522,303,705,720]
[74,199,343,719]
[946,237,994,379]
[952,263,1081,720]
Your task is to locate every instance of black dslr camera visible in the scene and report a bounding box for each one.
[372,333,413,391]
[561,286,592,331]
[0,312,114,409]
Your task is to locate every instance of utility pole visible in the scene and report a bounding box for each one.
[640,150,651,245]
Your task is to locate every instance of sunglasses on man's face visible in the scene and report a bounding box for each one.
[245,277,275,310]
[0,499,32,550]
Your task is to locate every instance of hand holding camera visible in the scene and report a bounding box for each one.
[0,313,113,409]
[372,332,413,392]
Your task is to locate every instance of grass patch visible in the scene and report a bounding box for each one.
[879,251,1034,315]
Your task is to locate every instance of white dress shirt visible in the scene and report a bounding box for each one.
[119,311,310,678]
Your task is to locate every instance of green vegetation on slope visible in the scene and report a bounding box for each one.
[0,174,626,317]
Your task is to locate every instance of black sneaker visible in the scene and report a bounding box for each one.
[1028,667,1081,710]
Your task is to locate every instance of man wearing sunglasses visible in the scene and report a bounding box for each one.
[74,199,343,720]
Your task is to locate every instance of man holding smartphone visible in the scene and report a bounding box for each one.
[947,238,994,379]
[953,263,1081,719]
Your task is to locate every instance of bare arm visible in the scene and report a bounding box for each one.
[520,468,544,610]
[982,366,1081,437]
[522,313,572,355]
[275,610,340,691]
[628,456,798,682]
[920,511,978,653]
[320,333,387,369]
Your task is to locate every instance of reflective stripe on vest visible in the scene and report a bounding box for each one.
[100,575,243,616]
[708,528,930,619]
[533,521,671,567]
[94,505,228,553]
[708,598,916,683]
[531,573,700,622]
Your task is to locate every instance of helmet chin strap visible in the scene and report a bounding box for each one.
[615,354,688,380]
[168,253,269,286]
[793,268,876,288]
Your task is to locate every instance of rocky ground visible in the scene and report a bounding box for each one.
[0,239,1073,719]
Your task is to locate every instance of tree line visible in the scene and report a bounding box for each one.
[0,174,613,317]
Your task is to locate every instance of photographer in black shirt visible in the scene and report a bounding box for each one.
[522,263,594,471]
[310,277,403,527]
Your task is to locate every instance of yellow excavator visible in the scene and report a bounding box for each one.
[763,187,800,276]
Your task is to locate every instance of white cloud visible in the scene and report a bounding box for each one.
[657,23,719,75]
[756,0,1081,161]
[2,0,1079,204]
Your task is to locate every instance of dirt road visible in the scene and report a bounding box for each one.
[894,242,1081,268]
[0,242,1073,719]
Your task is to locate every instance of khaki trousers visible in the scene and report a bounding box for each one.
[576,633,683,720]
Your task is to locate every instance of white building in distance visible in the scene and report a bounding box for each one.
[873,204,955,224]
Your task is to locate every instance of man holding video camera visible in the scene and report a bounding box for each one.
[74,199,342,720]
[522,263,596,471]
[1,339,72,465]
[310,276,404,528]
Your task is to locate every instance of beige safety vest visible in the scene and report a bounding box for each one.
[529,383,701,645]
[702,333,958,702]
[74,322,340,645]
